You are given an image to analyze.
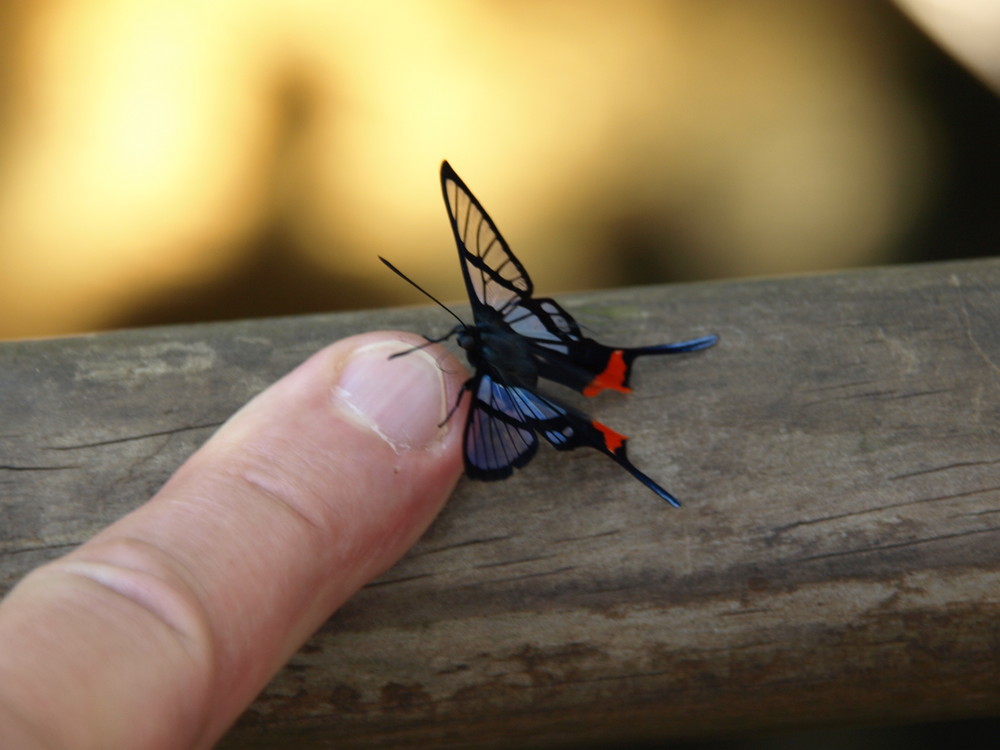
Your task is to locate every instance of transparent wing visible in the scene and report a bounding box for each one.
[463,374,682,505]
[464,374,575,479]
[464,374,536,478]
[503,297,583,355]
[441,161,532,314]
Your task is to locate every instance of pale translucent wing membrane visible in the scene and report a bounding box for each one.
[441,162,532,314]
[466,403,535,474]
[504,298,583,355]
[485,377,565,421]
[464,375,538,476]
[467,374,592,472]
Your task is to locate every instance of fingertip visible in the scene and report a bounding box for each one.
[333,336,461,452]
[177,329,470,594]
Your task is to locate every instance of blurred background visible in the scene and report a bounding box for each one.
[0,0,998,340]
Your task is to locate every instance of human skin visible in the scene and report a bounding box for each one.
[0,332,468,749]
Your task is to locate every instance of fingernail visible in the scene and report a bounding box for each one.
[334,341,449,451]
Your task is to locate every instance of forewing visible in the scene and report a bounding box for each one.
[503,296,583,354]
[441,161,532,314]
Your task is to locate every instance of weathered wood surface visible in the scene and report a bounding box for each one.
[3,259,1000,747]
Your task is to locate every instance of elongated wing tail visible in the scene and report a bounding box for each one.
[576,419,682,507]
[627,334,719,357]
[605,442,682,507]
[529,331,718,397]
[536,403,683,507]
[600,334,720,394]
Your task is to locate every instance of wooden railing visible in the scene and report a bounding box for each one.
[3,258,1000,748]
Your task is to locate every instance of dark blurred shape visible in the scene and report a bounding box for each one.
[110,221,393,330]
[892,14,1000,265]
[108,63,393,329]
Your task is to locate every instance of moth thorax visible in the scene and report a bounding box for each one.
[456,327,477,352]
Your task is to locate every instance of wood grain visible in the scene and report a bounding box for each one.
[3,259,1000,747]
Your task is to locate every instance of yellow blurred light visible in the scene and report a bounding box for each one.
[0,1,276,335]
[0,1,936,338]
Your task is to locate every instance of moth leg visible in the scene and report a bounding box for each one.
[421,330,458,345]
[439,378,474,427]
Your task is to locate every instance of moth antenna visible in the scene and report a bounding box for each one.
[379,256,467,328]
[387,329,461,360]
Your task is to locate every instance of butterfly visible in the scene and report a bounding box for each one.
[380,161,717,505]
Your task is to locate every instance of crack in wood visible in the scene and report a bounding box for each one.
[474,553,561,570]
[792,524,1000,564]
[0,464,79,471]
[45,421,224,450]
[890,457,1000,481]
[408,535,514,558]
